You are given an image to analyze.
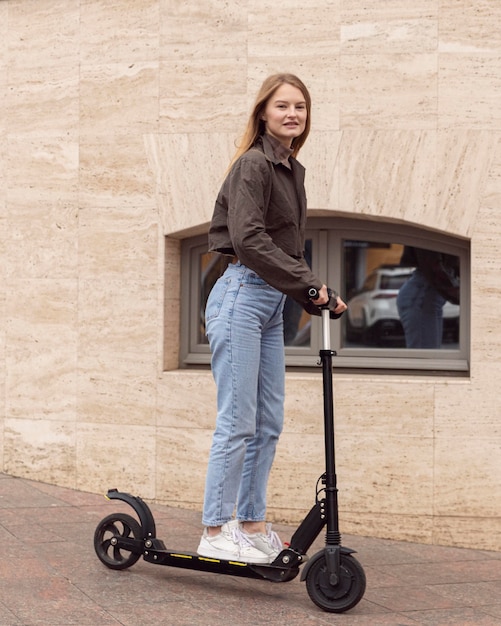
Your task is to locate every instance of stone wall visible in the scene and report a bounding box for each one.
[1,0,500,550]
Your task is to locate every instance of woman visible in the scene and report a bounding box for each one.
[198,73,347,564]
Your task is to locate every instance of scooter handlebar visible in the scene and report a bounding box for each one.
[308,287,344,319]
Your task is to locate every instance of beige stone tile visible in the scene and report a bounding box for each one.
[5,279,77,421]
[436,130,496,237]
[248,1,340,58]
[144,132,234,235]
[0,84,5,146]
[340,53,437,129]
[155,426,212,509]
[0,280,5,468]
[5,203,78,279]
[270,431,434,521]
[283,374,323,435]
[76,422,156,498]
[338,130,437,224]
[334,379,434,437]
[337,128,494,237]
[300,132,341,211]
[77,279,159,426]
[163,237,181,371]
[159,59,247,133]
[77,360,157,427]
[0,135,5,201]
[433,515,500,552]
[336,433,434,516]
[435,378,501,438]
[470,305,501,373]
[341,1,438,54]
[163,298,181,372]
[470,221,501,368]
[434,436,501,517]
[6,135,78,207]
[79,134,156,209]
[3,418,76,488]
[80,0,160,64]
[268,432,325,516]
[6,0,79,69]
[160,0,247,60]
[78,205,159,281]
[7,65,79,137]
[482,134,501,209]
[470,177,501,367]
[77,281,159,352]
[439,0,501,53]
[80,62,159,135]
[163,316,180,369]
[157,371,216,430]
[164,237,181,296]
[438,53,501,129]
[0,2,8,70]
[341,511,433,544]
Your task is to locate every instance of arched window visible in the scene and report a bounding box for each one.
[178,217,469,374]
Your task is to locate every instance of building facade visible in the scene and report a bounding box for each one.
[0,0,500,551]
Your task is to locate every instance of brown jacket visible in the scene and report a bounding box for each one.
[208,134,322,304]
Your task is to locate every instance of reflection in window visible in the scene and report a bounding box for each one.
[344,241,460,349]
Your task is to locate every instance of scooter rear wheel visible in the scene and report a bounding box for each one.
[94,513,143,570]
[305,552,366,613]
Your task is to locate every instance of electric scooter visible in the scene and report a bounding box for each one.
[93,291,366,613]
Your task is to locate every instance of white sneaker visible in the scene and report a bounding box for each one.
[197,520,270,564]
[242,523,283,561]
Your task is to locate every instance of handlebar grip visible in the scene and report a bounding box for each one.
[307,286,345,318]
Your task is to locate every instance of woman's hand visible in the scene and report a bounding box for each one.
[332,295,348,315]
[312,284,330,306]
[313,284,348,312]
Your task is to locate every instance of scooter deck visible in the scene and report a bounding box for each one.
[141,547,300,581]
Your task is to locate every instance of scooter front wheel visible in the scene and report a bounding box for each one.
[94,513,143,570]
[305,552,366,613]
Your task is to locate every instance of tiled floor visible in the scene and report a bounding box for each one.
[1,473,500,625]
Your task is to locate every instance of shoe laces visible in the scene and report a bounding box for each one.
[265,525,283,552]
[240,523,283,552]
[230,525,256,550]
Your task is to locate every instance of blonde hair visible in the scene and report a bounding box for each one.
[228,73,312,170]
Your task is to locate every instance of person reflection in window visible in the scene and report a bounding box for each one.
[397,246,460,349]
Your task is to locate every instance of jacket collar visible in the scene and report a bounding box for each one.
[259,134,292,166]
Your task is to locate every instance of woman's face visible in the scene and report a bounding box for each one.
[261,83,307,148]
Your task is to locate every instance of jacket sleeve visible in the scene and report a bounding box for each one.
[226,154,322,304]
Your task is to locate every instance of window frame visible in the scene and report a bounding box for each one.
[177,217,470,374]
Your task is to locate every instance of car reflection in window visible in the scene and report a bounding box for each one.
[345,264,459,348]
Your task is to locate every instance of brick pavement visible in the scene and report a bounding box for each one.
[1,473,500,625]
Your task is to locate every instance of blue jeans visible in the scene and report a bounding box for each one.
[202,262,286,527]
[397,270,446,349]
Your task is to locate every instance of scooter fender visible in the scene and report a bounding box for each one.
[106,488,157,540]
[300,546,357,582]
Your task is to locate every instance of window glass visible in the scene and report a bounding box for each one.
[343,240,460,350]
[178,219,469,372]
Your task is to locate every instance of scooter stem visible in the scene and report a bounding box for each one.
[320,308,341,545]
